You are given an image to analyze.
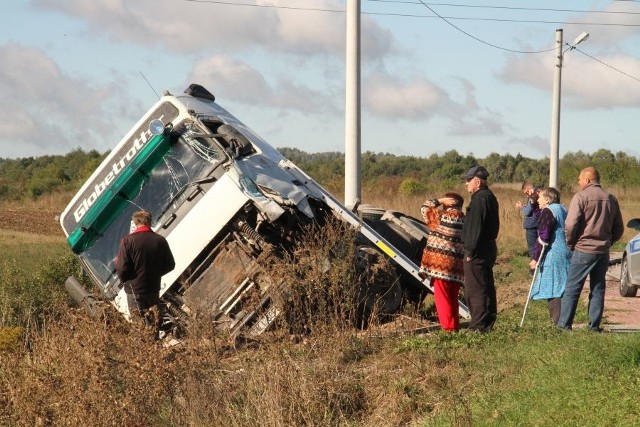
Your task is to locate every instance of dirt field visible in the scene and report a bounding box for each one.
[0,206,64,236]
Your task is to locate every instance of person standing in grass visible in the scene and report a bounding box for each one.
[527,187,571,324]
[116,210,176,340]
[419,192,465,332]
[515,181,540,274]
[557,167,624,331]
[461,165,500,332]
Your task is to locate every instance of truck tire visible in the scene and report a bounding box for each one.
[64,276,104,318]
[619,256,638,297]
[357,204,386,222]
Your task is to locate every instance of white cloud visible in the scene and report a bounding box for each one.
[448,113,505,137]
[32,0,396,58]
[189,54,273,103]
[563,2,640,48]
[0,44,128,156]
[362,72,447,119]
[499,51,640,110]
[188,54,337,113]
[564,53,640,109]
[507,135,549,157]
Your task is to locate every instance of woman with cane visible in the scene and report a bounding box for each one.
[526,187,572,324]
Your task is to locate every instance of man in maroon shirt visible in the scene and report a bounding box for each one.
[116,210,175,339]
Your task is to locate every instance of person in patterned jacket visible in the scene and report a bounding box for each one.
[419,192,465,332]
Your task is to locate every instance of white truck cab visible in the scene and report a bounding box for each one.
[60,84,469,337]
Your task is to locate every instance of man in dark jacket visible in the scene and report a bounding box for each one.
[557,167,624,331]
[116,210,176,338]
[461,165,500,332]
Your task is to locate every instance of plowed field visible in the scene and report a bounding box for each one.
[0,206,64,236]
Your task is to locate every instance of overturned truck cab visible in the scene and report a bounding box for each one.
[59,83,469,337]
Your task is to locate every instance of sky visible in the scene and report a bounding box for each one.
[1,0,639,161]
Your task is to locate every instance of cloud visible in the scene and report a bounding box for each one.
[446,78,505,136]
[507,135,549,157]
[32,0,397,58]
[563,2,640,48]
[499,51,640,110]
[362,72,448,119]
[497,2,640,111]
[188,54,337,113]
[448,113,506,137]
[0,44,128,157]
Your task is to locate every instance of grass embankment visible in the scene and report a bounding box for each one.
[1,184,639,426]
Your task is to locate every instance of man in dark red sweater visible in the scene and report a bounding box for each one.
[116,210,175,339]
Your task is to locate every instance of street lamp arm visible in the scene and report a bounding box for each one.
[573,31,590,46]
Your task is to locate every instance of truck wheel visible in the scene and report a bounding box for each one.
[619,256,638,297]
[357,204,386,222]
[64,276,105,318]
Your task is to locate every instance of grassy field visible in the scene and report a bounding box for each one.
[1,184,639,426]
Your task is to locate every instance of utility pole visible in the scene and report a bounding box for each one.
[549,29,563,189]
[549,29,588,188]
[344,0,361,208]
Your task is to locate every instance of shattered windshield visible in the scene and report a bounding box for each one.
[80,134,226,287]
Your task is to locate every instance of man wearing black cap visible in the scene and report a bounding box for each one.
[461,165,500,332]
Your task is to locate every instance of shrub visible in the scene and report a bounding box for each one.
[0,326,24,352]
[0,253,76,329]
[399,178,425,196]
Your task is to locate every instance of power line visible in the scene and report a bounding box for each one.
[184,0,640,27]
[413,0,554,53]
[184,0,640,81]
[413,1,640,81]
[184,0,342,13]
[572,46,640,83]
[366,0,640,16]
[363,11,640,27]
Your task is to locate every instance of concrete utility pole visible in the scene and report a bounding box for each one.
[344,0,361,208]
[549,29,589,189]
[549,29,563,189]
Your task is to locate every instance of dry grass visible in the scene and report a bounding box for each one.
[0,307,477,426]
[2,182,640,426]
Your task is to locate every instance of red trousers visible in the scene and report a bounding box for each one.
[432,278,460,332]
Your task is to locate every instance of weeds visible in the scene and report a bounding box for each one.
[0,254,75,329]
[270,216,402,335]
[2,184,640,426]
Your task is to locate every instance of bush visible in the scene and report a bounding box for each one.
[270,217,399,333]
[399,178,425,196]
[0,253,77,329]
[0,326,23,352]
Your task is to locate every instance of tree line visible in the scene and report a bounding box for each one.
[1,147,639,201]
[279,147,640,193]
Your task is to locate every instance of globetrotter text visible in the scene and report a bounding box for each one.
[72,128,153,223]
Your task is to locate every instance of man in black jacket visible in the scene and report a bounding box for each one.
[116,210,176,339]
[461,165,500,332]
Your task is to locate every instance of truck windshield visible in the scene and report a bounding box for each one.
[80,134,226,287]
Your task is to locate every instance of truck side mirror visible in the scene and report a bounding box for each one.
[217,124,253,157]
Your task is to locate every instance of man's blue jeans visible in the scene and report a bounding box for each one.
[557,251,609,330]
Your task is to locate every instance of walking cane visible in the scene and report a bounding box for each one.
[519,241,549,328]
